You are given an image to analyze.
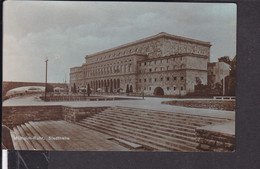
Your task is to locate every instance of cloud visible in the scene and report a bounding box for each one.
[3,2,236,82]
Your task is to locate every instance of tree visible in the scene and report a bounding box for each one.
[87,84,91,96]
[129,85,133,93]
[195,77,202,85]
[126,84,129,94]
[218,56,231,65]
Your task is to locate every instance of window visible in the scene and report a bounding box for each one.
[167,77,170,81]
[161,77,163,81]
[149,87,151,90]
[144,79,147,82]
[155,78,157,82]
[167,87,170,91]
[174,77,177,80]
[155,68,157,71]
[149,69,152,72]
[167,66,169,70]
[181,86,184,90]
[181,77,184,80]
[174,86,176,91]
[144,62,146,65]
[149,78,152,82]
[139,79,141,83]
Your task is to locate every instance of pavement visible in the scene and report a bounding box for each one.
[3,94,235,120]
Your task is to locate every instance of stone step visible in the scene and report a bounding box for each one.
[28,121,64,150]
[86,114,196,141]
[12,127,28,150]
[79,119,197,151]
[45,120,129,151]
[115,106,231,122]
[35,121,72,150]
[20,124,45,150]
[45,121,94,150]
[10,131,21,150]
[111,138,143,149]
[76,121,171,151]
[45,120,111,151]
[109,108,226,126]
[24,122,54,150]
[110,109,220,126]
[84,117,196,146]
[16,125,35,150]
[83,118,197,150]
[97,110,197,131]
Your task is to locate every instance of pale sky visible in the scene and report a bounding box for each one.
[3,1,236,83]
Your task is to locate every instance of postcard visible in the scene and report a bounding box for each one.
[2,1,236,152]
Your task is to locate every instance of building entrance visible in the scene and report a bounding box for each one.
[154,87,164,96]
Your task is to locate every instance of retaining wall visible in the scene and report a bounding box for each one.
[162,100,235,111]
[195,122,235,152]
[2,105,110,128]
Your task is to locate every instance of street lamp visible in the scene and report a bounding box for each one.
[45,58,48,101]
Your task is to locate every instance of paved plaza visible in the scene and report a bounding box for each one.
[3,94,235,120]
[3,94,235,151]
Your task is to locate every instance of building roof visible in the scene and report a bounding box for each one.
[85,32,211,59]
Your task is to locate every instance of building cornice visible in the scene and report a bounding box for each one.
[85,32,211,60]
[83,54,147,67]
[137,53,208,63]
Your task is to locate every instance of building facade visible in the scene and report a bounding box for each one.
[70,32,211,96]
[208,61,230,88]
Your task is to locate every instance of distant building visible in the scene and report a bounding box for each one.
[207,61,230,88]
[70,32,211,96]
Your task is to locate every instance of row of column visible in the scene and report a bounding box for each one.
[90,79,120,92]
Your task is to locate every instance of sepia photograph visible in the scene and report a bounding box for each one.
[2,1,236,152]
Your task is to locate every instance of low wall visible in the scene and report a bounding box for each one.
[195,122,235,152]
[62,106,110,122]
[162,100,235,111]
[2,105,63,128]
[2,105,110,128]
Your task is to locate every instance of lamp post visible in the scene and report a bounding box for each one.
[45,58,48,101]
[223,76,225,96]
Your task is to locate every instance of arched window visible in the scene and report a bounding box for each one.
[129,64,132,72]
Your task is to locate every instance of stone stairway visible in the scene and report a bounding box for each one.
[76,106,232,152]
[10,120,129,151]
[9,106,232,151]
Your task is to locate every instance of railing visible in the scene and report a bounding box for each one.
[213,96,236,100]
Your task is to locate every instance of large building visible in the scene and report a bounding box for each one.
[70,32,211,96]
